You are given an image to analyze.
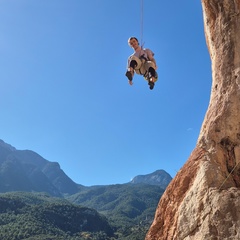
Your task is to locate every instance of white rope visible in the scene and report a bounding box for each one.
[140,0,144,48]
[219,162,240,190]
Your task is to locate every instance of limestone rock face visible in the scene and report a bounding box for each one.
[146,1,240,239]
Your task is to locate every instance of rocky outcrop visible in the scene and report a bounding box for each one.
[146,1,240,239]
[130,170,172,188]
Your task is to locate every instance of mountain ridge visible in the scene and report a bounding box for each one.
[0,139,81,196]
[0,139,171,196]
[130,169,172,188]
[0,138,172,239]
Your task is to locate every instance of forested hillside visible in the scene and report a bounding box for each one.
[0,192,114,240]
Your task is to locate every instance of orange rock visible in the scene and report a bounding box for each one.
[146,1,240,239]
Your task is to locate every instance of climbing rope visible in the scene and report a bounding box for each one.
[140,0,144,48]
[218,162,240,190]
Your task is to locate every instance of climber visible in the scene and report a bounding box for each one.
[125,36,158,90]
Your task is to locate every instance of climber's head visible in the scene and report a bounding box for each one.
[128,37,139,46]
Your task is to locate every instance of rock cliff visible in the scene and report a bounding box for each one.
[146,1,240,239]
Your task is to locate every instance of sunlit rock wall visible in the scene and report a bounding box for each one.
[146,1,240,239]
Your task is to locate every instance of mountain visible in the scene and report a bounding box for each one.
[67,183,165,239]
[66,170,171,238]
[0,139,16,152]
[0,139,81,196]
[67,169,172,222]
[0,139,171,196]
[68,183,164,220]
[129,169,172,188]
[0,139,173,239]
[146,2,240,240]
[0,191,114,239]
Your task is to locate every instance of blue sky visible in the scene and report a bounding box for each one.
[0,0,211,186]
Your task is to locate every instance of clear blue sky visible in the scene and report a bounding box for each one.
[0,0,211,186]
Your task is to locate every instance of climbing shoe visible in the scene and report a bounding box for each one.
[125,71,133,81]
[148,78,155,90]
